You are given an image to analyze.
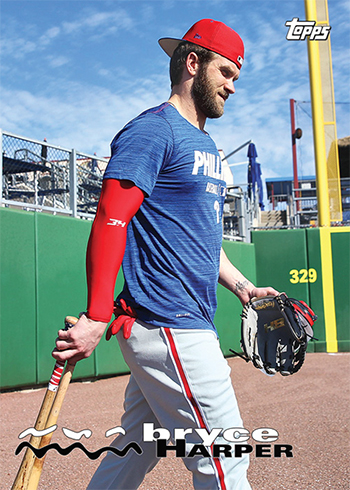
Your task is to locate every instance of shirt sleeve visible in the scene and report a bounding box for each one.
[103,112,174,197]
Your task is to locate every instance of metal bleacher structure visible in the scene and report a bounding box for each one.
[263,175,350,229]
[0,130,254,240]
[1,130,108,219]
[1,130,349,242]
[261,136,350,229]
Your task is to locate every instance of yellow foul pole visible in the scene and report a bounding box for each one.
[304,0,330,227]
[304,0,338,352]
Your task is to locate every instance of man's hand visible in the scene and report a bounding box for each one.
[247,286,279,303]
[52,314,108,365]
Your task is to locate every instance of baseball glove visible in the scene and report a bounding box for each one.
[231,293,317,376]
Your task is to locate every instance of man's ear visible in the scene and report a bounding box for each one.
[185,52,200,77]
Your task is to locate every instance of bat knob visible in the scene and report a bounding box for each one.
[64,316,79,330]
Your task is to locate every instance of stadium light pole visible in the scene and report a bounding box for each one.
[290,99,302,212]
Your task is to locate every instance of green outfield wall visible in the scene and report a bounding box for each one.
[251,228,350,353]
[1,207,349,389]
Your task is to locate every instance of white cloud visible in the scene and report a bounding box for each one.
[48,55,70,68]
[98,68,111,77]
[1,7,136,61]
[0,78,169,157]
[39,26,61,46]
[1,37,37,58]
[1,0,348,194]
[61,9,135,36]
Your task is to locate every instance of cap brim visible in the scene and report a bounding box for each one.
[158,37,183,58]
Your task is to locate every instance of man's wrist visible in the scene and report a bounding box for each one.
[234,280,255,304]
[83,311,110,324]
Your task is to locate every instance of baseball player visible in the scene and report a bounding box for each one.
[53,19,278,490]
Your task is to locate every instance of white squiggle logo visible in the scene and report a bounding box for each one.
[105,426,126,438]
[19,425,57,438]
[62,428,92,440]
[17,424,126,441]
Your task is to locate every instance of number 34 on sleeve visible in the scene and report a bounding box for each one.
[289,268,317,284]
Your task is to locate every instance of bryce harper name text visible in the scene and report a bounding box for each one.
[16,423,293,460]
[143,423,293,458]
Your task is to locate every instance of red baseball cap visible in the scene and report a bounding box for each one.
[158,19,244,69]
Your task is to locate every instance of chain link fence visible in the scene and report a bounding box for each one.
[3,129,347,235]
[223,186,249,242]
[1,130,108,218]
[1,129,252,240]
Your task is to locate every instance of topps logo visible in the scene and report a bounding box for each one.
[285,17,331,41]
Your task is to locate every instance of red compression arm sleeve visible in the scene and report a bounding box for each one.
[86,179,144,322]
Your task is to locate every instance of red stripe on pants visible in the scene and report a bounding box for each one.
[163,328,227,490]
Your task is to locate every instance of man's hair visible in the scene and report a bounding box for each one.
[170,41,215,88]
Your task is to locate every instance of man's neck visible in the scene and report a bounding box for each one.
[168,91,207,132]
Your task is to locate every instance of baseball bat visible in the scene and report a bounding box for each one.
[27,360,76,490]
[11,316,78,490]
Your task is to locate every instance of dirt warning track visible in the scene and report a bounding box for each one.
[1,352,349,490]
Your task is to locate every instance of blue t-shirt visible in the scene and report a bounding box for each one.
[104,102,227,333]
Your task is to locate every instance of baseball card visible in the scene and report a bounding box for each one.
[0,1,349,489]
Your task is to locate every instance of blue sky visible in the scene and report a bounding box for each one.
[1,0,349,187]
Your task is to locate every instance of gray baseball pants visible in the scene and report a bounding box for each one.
[87,320,251,490]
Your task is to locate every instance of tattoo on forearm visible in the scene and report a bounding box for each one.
[235,280,249,294]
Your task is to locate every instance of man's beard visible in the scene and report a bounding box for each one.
[191,64,227,119]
